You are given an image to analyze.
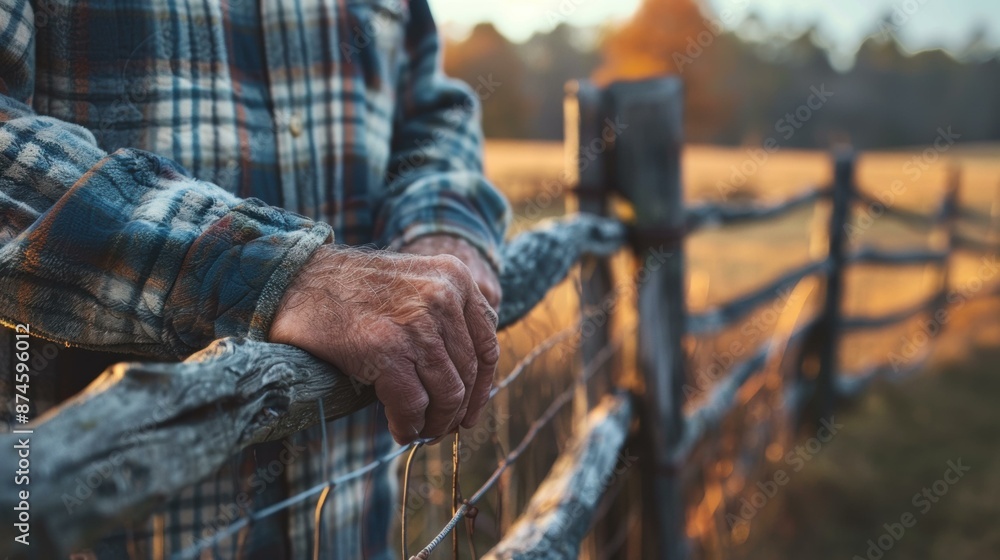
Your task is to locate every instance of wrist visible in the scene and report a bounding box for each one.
[268,244,339,347]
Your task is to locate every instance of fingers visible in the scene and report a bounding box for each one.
[461,296,500,428]
[438,311,479,432]
[407,257,497,435]
[374,359,428,445]
[432,255,499,429]
[413,341,466,439]
[411,280,474,438]
[331,248,501,443]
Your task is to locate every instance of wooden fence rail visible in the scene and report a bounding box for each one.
[853,192,940,230]
[483,393,633,560]
[685,184,832,231]
[849,247,949,265]
[686,260,831,335]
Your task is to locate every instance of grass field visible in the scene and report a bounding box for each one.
[731,310,1000,560]
[399,141,1000,557]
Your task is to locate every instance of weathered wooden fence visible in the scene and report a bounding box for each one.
[517,75,1000,560]
[4,75,1000,559]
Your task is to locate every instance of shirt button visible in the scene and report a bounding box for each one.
[289,113,304,137]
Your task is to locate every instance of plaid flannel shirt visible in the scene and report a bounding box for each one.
[0,0,509,557]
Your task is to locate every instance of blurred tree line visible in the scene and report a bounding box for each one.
[443,0,1000,149]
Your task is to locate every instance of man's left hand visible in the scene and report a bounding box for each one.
[401,235,502,312]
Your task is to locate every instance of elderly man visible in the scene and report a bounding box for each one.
[0,0,509,556]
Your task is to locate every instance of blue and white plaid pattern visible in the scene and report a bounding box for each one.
[0,0,510,556]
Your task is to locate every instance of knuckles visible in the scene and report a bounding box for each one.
[431,253,467,274]
[431,254,475,287]
[423,281,464,312]
[480,339,501,368]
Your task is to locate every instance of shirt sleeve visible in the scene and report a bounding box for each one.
[0,0,331,359]
[373,0,511,272]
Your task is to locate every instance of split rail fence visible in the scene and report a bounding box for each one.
[555,76,1000,560]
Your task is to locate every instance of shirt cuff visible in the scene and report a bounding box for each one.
[163,198,334,356]
[246,215,333,342]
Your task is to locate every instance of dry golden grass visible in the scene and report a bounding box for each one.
[487,140,1000,370]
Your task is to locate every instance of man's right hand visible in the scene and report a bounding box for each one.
[268,245,500,445]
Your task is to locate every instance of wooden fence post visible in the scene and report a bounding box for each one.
[814,149,855,421]
[932,167,961,314]
[567,80,616,413]
[566,79,617,559]
[606,77,687,560]
[991,180,1000,247]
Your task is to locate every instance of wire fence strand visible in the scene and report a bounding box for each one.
[407,333,627,559]
[175,297,606,560]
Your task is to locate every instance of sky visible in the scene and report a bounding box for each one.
[428,0,1000,58]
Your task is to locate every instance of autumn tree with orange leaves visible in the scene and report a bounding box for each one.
[593,0,738,142]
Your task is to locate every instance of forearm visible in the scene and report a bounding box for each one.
[0,107,331,358]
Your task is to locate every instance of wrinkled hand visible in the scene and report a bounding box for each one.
[400,235,502,312]
[269,245,500,444]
